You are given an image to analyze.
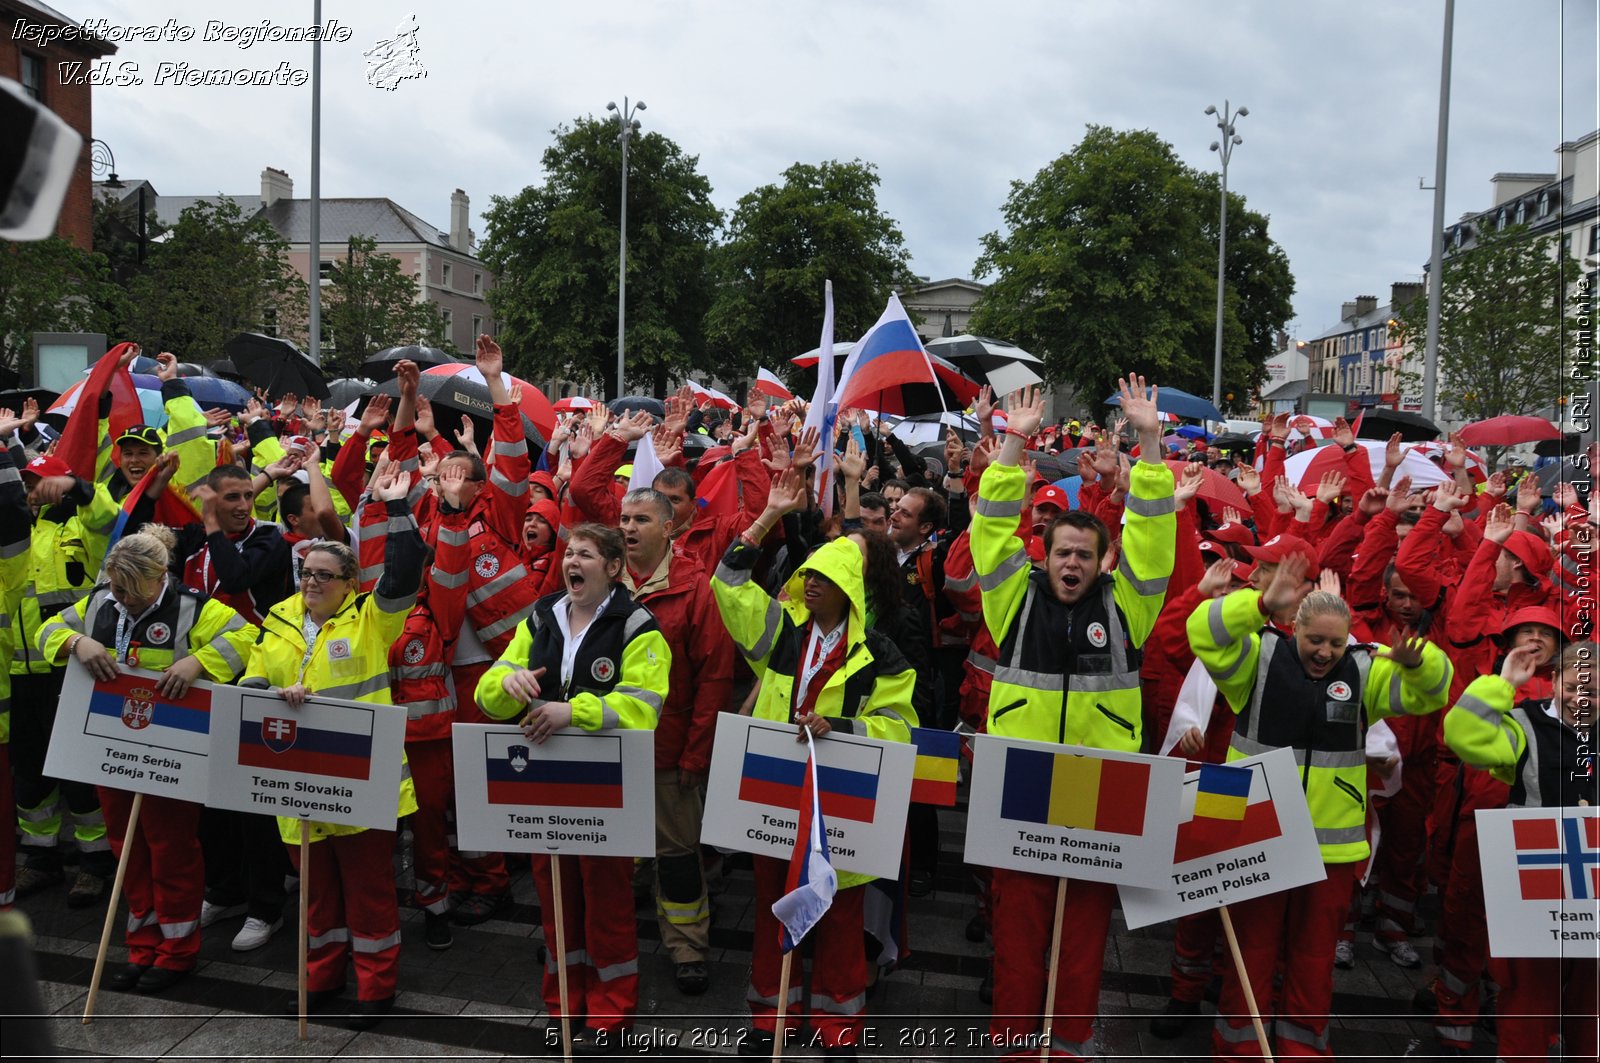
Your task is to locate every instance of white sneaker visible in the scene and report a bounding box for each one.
[200,901,246,928]
[1333,939,1355,969]
[232,916,283,952]
[1375,936,1421,969]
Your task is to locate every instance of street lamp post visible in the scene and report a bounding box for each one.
[1205,101,1248,415]
[606,97,645,401]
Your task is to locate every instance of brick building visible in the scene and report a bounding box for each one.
[2,0,115,249]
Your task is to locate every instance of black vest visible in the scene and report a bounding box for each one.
[1509,699,1599,809]
[522,587,659,701]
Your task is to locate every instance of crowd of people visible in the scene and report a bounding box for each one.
[1,336,1595,1060]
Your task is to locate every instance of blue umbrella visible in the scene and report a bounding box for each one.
[1175,424,1213,442]
[1104,386,1224,423]
[1050,475,1082,507]
[180,376,253,412]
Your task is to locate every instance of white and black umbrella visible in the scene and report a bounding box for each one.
[923,335,1044,395]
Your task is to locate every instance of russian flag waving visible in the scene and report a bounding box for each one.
[834,293,941,414]
[771,733,837,953]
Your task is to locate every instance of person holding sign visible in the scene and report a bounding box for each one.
[37,525,257,992]
[476,523,670,1054]
[712,471,918,1059]
[1441,640,1599,1061]
[971,381,1174,1062]
[1188,553,1452,1060]
[239,464,424,1028]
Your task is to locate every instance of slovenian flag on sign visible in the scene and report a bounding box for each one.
[771,734,837,952]
[84,672,212,756]
[237,698,374,781]
[1174,761,1283,863]
[1000,746,1151,835]
[483,732,624,809]
[739,723,881,823]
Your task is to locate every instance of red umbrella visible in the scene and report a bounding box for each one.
[421,363,556,441]
[1165,460,1249,513]
[552,395,595,414]
[1457,415,1561,447]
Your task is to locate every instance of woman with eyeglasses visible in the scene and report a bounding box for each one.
[38,524,257,994]
[239,464,425,1028]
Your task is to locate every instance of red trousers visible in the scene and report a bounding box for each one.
[1488,955,1599,1062]
[1170,909,1222,1003]
[750,855,867,1049]
[1373,746,1434,944]
[1212,861,1358,1059]
[287,829,401,1002]
[99,788,202,971]
[990,869,1115,1061]
[0,743,13,909]
[1435,814,1490,1050]
[404,737,453,914]
[449,662,509,897]
[533,853,638,1033]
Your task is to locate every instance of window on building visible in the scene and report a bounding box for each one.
[1563,234,1574,259]
[441,309,452,341]
[318,260,334,282]
[1497,209,1507,231]
[20,53,44,101]
[471,315,482,338]
[262,307,278,338]
[1590,225,1600,256]
[442,263,453,289]
[1539,192,1551,218]
[1515,200,1527,225]
[473,272,482,295]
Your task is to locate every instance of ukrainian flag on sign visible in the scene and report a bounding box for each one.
[1193,763,1251,821]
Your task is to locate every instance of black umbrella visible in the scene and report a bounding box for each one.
[1534,434,1586,459]
[609,395,666,420]
[361,345,461,382]
[326,378,378,409]
[371,374,545,447]
[923,335,1045,395]
[223,333,330,400]
[0,387,60,416]
[207,357,247,382]
[1354,407,1438,442]
[1212,432,1258,451]
[1536,460,1589,495]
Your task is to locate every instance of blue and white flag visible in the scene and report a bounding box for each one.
[772,730,838,952]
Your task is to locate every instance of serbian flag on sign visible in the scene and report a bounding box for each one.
[1513,815,1600,900]
[84,672,212,756]
[739,722,881,823]
[56,342,143,476]
[1000,746,1150,835]
[771,734,837,952]
[237,699,374,781]
[1174,761,1284,863]
[909,727,960,806]
[483,732,624,809]
[754,368,793,403]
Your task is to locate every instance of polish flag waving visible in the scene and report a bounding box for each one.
[754,368,794,403]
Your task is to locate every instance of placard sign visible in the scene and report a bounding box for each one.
[1118,748,1325,928]
[206,687,407,831]
[450,724,656,857]
[45,663,215,803]
[701,714,916,879]
[964,734,1184,886]
[1477,806,1600,959]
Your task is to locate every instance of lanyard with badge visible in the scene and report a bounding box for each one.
[113,589,165,665]
[794,620,844,713]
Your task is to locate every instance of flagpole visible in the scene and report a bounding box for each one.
[1037,877,1069,1061]
[82,792,142,1024]
[298,831,310,1040]
[551,855,574,1062]
[1218,905,1274,1060]
[770,952,793,1063]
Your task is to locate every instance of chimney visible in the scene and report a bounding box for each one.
[261,167,293,208]
[450,189,470,251]
[1341,301,1359,322]
[1354,295,1378,317]
[1389,282,1424,311]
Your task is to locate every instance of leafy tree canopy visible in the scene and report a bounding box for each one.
[321,234,451,377]
[0,236,123,380]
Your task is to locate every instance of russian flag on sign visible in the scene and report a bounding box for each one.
[482,732,624,809]
[84,673,212,756]
[739,723,882,823]
[237,697,374,781]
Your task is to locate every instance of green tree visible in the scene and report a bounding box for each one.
[320,235,451,377]
[125,197,308,361]
[91,189,165,343]
[0,236,123,379]
[971,125,1294,413]
[480,117,721,397]
[705,160,917,388]
[1395,224,1577,444]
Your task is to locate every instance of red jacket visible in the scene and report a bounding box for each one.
[631,552,734,774]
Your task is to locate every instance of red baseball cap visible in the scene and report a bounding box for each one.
[1208,521,1256,548]
[1198,539,1227,562]
[1232,559,1257,582]
[1032,485,1070,514]
[1502,531,1554,582]
[1242,533,1320,578]
[23,455,71,479]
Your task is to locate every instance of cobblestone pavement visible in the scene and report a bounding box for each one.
[9,806,1459,1061]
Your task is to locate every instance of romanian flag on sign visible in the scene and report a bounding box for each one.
[999,746,1150,836]
[909,727,960,806]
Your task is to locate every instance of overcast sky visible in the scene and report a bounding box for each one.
[72,0,1599,345]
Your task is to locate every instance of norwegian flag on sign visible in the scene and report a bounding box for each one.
[1514,816,1600,901]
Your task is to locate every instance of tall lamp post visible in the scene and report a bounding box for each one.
[1205,101,1247,415]
[607,97,645,401]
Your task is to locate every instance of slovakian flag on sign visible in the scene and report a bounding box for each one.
[1513,815,1600,901]
[739,723,881,823]
[1000,746,1150,835]
[909,727,960,807]
[1173,762,1284,863]
[771,738,837,953]
[84,672,212,756]
[237,699,374,781]
[482,731,624,809]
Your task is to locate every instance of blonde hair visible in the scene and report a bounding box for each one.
[304,540,358,581]
[1294,590,1351,631]
[1558,641,1598,676]
[103,525,177,588]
